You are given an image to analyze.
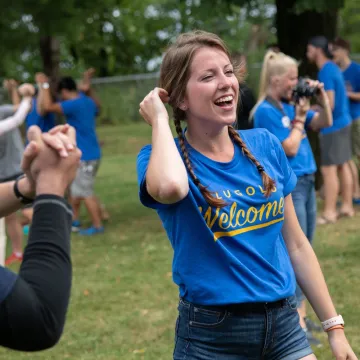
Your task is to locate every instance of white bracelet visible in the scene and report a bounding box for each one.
[321,315,344,331]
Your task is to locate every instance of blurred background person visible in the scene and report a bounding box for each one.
[0,83,33,265]
[36,73,105,236]
[307,36,354,224]
[6,79,56,234]
[232,52,256,130]
[331,37,360,205]
[252,50,333,347]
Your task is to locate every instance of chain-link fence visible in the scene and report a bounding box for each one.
[90,64,262,125]
[1,54,360,125]
[91,72,160,124]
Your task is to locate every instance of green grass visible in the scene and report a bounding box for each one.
[1,123,359,359]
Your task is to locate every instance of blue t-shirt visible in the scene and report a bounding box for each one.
[60,94,101,161]
[253,100,317,177]
[137,129,297,305]
[342,61,360,121]
[26,98,56,132]
[318,61,351,134]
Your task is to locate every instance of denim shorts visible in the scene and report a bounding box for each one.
[292,174,317,306]
[173,296,313,360]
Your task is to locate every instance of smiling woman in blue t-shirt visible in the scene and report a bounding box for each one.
[252,50,333,347]
[136,31,356,360]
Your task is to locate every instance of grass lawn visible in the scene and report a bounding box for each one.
[0,123,359,359]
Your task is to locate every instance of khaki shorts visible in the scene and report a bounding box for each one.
[70,160,100,198]
[351,119,360,156]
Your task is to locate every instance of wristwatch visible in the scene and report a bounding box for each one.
[321,315,345,331]
[13,175,34,205]
[41,82,50,89]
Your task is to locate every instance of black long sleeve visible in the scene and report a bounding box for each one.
[0,194,72,352]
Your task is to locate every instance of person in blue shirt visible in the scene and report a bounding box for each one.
[252,50,333,347]
[307,36,354,224]
[331,37,360,204]
[137,31,356,360]
[36,73,104,236]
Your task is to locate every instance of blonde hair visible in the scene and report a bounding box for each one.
[159,31,275,208]
[250,50,298,119]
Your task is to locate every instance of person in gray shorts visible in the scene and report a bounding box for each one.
[307,36,354,224]
[70,160,100,199]
[332,37,360,204]
[36,73,104,236]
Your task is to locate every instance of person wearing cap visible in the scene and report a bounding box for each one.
[331,37,360,205]
[307,36,354,224]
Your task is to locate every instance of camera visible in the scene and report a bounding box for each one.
[292,77,319,103]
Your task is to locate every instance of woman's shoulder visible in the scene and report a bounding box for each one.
[239,128,281,157]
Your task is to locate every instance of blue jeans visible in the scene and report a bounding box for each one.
[291,174,317,307]
[174,296,313,360]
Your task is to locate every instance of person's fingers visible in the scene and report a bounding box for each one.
[42,133,68,158]
[27,125,43,144]
[154,88,169,103]
[48,124,70,135]
[66,126,77,146]
[157,88,168,96]
[43,131,75,151]
[159,92,170,103]
[21,141,39,172]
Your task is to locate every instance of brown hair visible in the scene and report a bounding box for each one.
[159,30,275,207]
[332,37,351,52]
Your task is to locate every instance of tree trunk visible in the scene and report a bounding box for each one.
[39,36,60,86]
[98,48,109,77]
[275,1,339,189]
[275,0,338,77]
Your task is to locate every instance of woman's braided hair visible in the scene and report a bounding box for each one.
[160,31,275,207]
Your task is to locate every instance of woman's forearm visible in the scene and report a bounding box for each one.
[0,178,34,218]
[0,195,72,351]
[146,117,189,204]
[0,98,31,136]
[290,241,337,322]
[322,98,333,127]
[282,195,338,323]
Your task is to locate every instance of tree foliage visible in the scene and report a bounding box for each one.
[0,0,350,81]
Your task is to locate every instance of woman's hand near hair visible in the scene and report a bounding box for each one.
[139,87,170,126]
[139,88,189,205]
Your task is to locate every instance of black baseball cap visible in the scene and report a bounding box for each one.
[308,36,333,59]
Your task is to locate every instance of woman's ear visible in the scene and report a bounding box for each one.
[179,100,188,111]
